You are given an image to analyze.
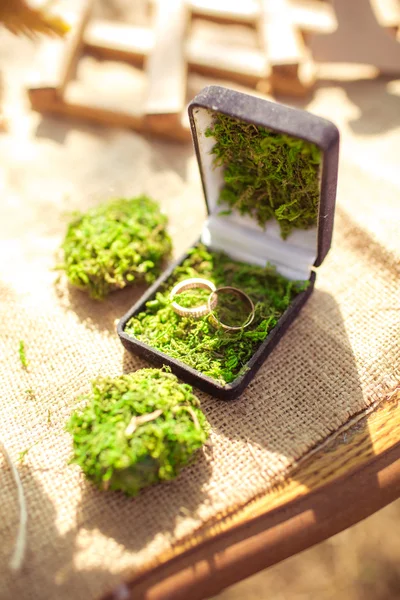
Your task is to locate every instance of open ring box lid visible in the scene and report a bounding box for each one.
[118,86,340,400]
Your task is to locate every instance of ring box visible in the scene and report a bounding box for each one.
[118,86,339,400]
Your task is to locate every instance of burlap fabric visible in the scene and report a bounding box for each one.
[1,59,400,599]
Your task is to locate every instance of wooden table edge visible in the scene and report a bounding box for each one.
[102,394,400,600]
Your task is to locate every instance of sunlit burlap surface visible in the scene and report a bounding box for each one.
[1,40,399,599]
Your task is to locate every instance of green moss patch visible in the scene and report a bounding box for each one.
[18,340,28,369]
[67,369,209,496]
[59,196,172,300]
[124,245,308,385]
[205,112,322,239]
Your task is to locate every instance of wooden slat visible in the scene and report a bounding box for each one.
[189,0,260,25]
[84,20,153,67]
[187,19,269,85]
[188,0,337,34]
[27,91,191,142]
[259,0,315,95]
[145,0,188,118]
[65,56,147,118]
[371,0,400,28]
[260,0,305,66]
[28,0,94,96]
[30,52,191,142]
[84,18,269,88]
[289,0,337,34]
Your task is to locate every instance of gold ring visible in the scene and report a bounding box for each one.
[170,278,217,318]
[207,286,255,331]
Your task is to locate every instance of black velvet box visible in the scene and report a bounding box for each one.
[118,86,340,400]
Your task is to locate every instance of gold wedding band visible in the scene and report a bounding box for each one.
[207,286,255,331]
[170,278,217,318]
[170,278,255,331]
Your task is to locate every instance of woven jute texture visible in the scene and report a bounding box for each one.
[1,63,400,598]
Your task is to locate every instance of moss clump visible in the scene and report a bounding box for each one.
[124,245,308,384]
[66,369,210,496]
[205,113,322,239]
[59,196,172,300]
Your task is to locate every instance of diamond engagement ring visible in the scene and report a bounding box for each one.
[169,278,217,318]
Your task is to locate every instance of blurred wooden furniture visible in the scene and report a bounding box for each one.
[26,0,400,141]
[103,387,400,600]
[27,0,339,141]
[27,0,400,141]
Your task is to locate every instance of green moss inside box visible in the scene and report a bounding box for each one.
[118,86,339,400]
